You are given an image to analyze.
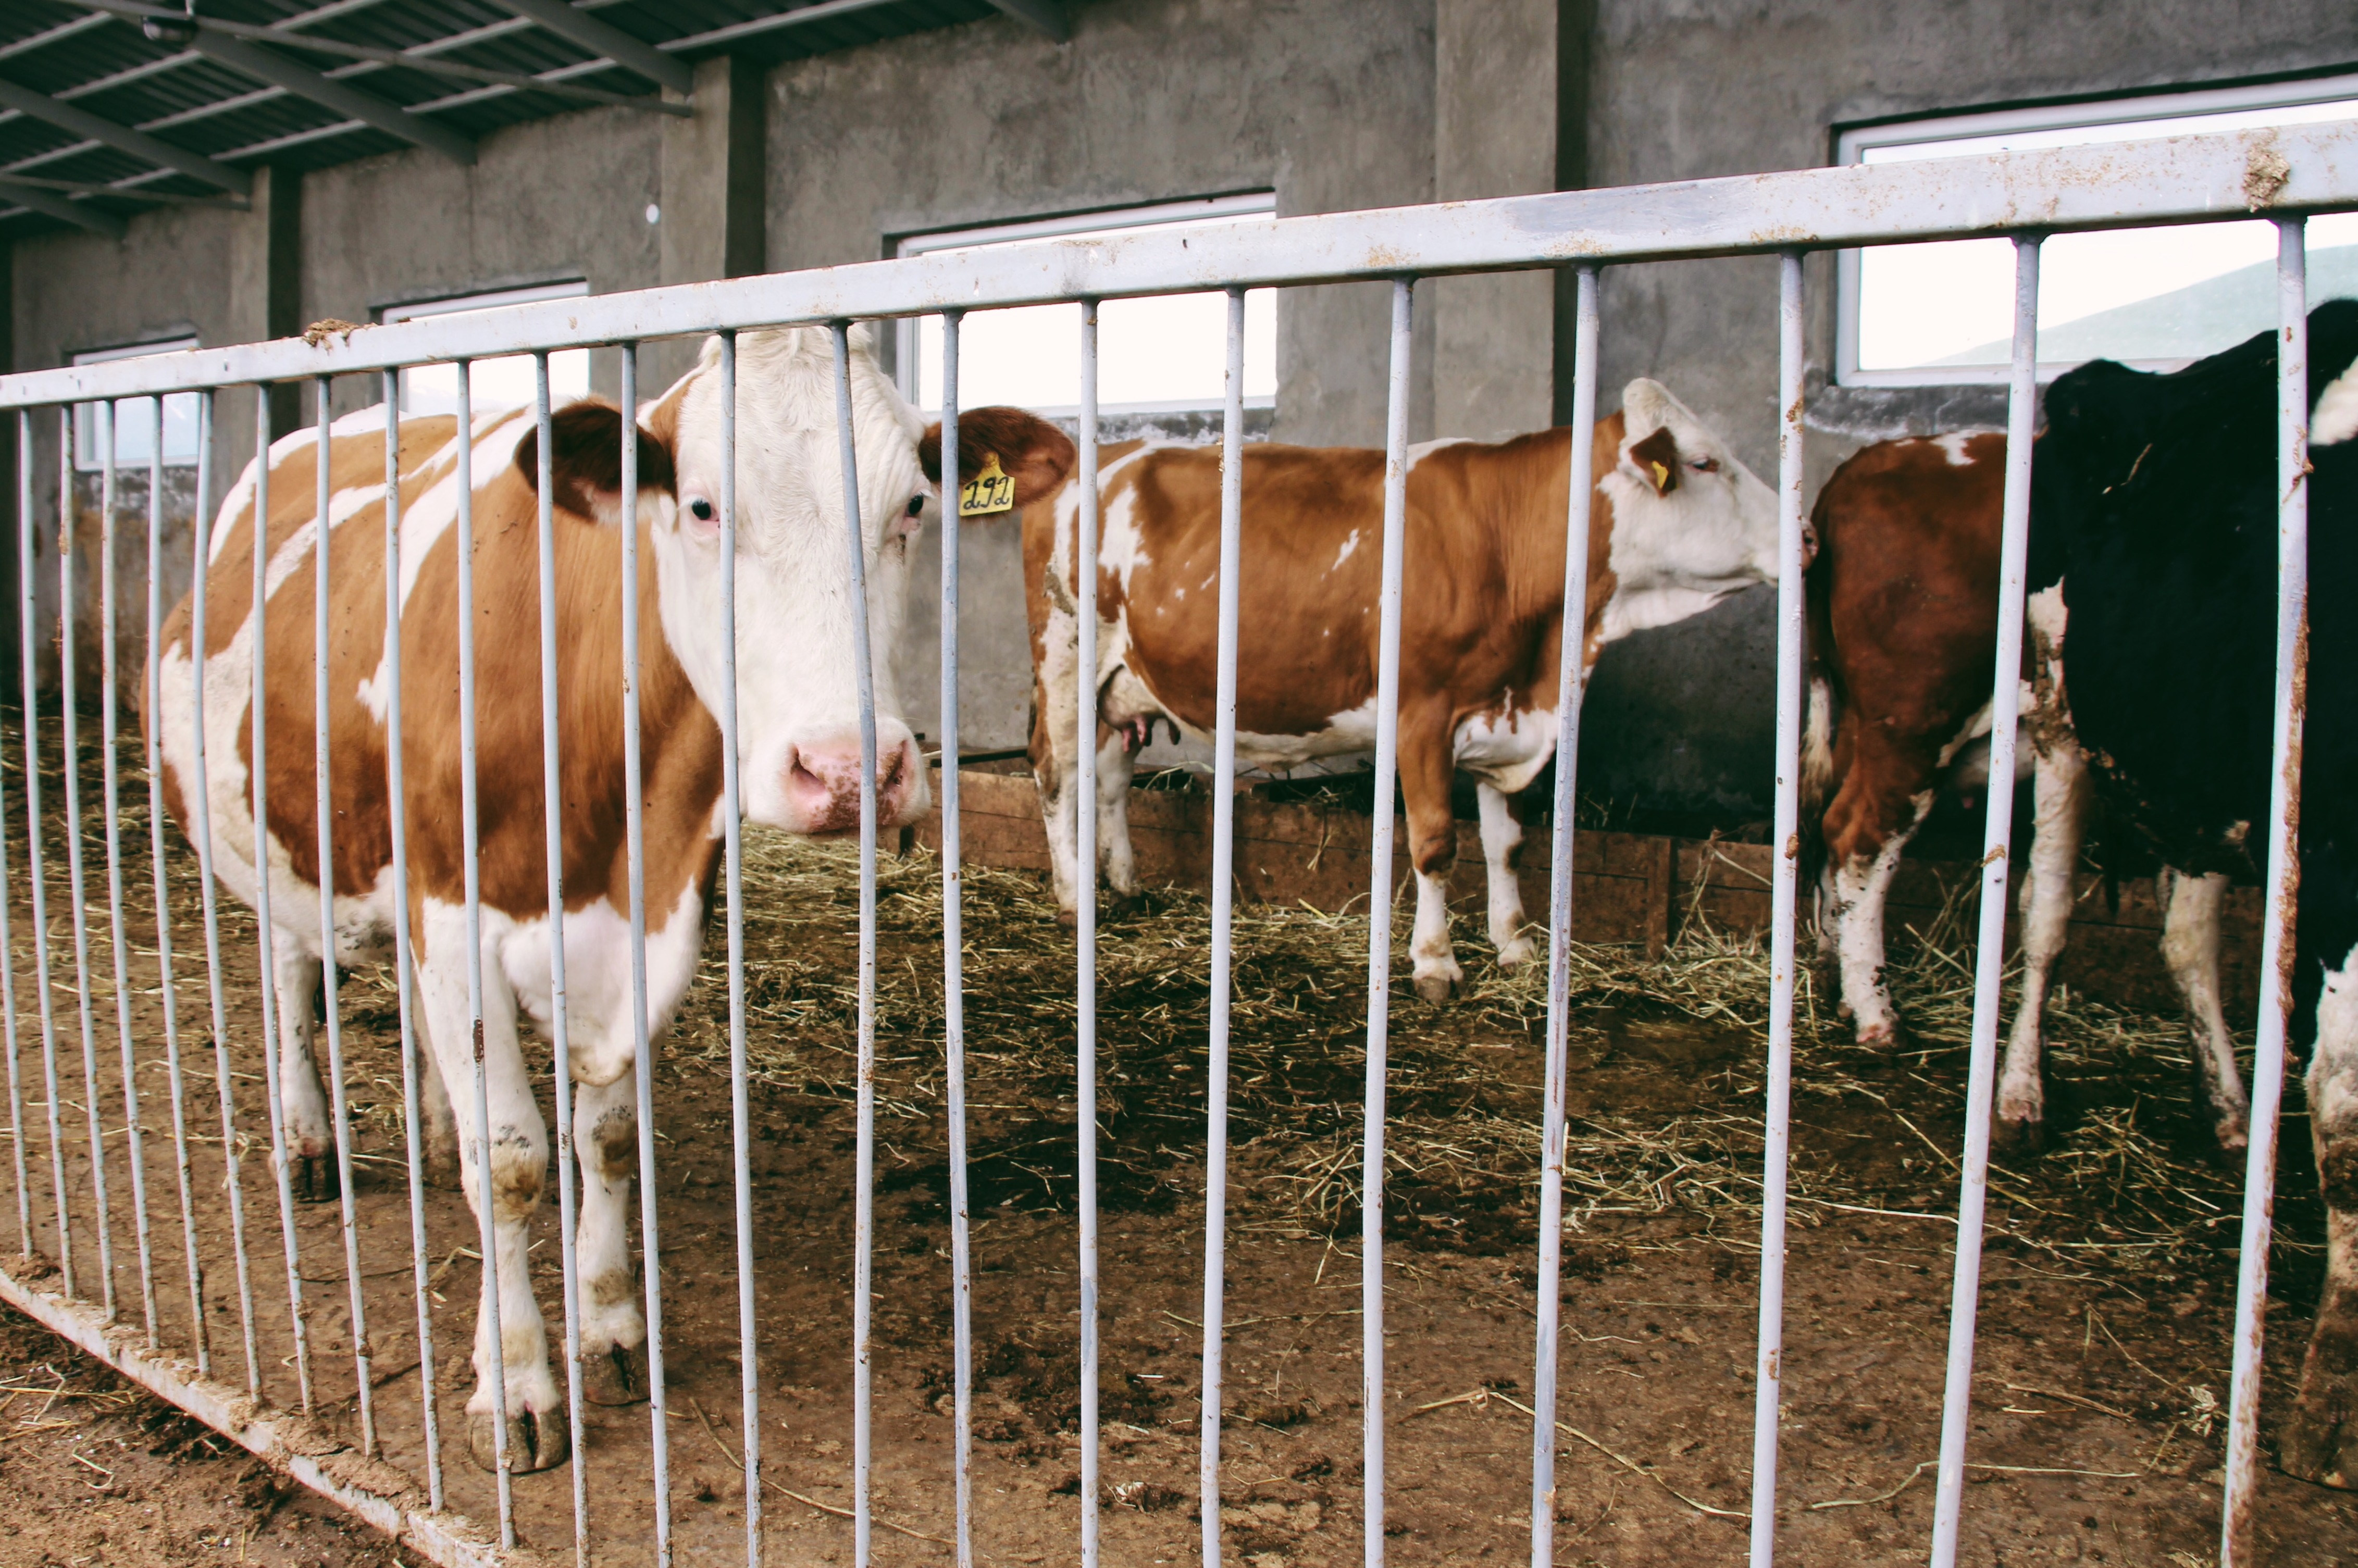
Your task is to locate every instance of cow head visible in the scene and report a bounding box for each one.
[622,326,1070,836]
[1593,378,1782,642]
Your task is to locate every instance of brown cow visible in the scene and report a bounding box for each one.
[1022,380,1779,999]
[147,328,1071,1472]
[1801,431,2250,1154]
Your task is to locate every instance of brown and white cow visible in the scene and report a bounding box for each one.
[144,327,1071,1473]
[1022,380,1779,1000]
[1799,431,2251,1154]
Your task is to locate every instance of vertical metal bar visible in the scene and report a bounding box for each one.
[2,412,33,1259]
[43,408,73,1299]
[65,401,119,1317]
[100,395,159,1343]
[452,363,519,1542]
[2220,215,2311,1568]
[1075,297,1102,1568]
[1748,253,1810,1565]
[189,390,263,1396]
[618,341,675,1565]
[380,372,443,1511]
[142,393,204,1363]
[1363,276,1415,1568]
[722,333,763,1568]
[312,377,376,1454]
[1530,264,1599,1568]
[827,321,875,1568]
[249,383,315,1413]
[937,310,977,1568]
[1200,287,1248,1568]
[531,352,593,1565]
[1928,233,2043,1568]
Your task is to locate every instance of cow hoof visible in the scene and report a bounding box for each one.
[1991,1113,2047,1159]
[293,1153,340,1204]
[1853,1017,1907,1051]
[1412,970,1459,1004]
[470,1405,570,1474]
[2281,1362,2358,1488]
[580,1342,648,1408]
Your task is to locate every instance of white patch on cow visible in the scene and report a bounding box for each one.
[1832,788,1934,1042]
[2310,939,2358,1160]
[1406,437,1469,471]
[1593,379,1781,648]
[1330,528,1362,573]
[1932,431,1987,466]
[2315,365,2358,448]
[1453,705,1557,795]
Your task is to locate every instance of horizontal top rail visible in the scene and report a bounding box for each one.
[8,119,2358,408]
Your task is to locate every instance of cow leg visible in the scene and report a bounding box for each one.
[1995,743,2089,1154]
[1401,729,1463,1002]
[1475,782,1536,968]
[1032,670,1085,920]
[412,1022,463,1189]
[1097,727,1138,903]
[573,1069,648,1407]
[271,948,338,1203]
[1824,790,1932,1048]
[2283,941,2358,1488]
[415,910,567,1474]
[2157,869,2250,1156]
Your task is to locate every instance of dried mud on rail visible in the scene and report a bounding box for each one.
[5,714,2358,1566]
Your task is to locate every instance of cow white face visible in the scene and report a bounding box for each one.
[650,326,934,835]
[1593,377,1782,644]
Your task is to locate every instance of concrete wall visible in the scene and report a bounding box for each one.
[8,0,2356,816]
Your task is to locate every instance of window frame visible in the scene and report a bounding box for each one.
[890,192,1280,416]
[71,336,201,472]
[1833,71,2358,388]
[379,279,592,415]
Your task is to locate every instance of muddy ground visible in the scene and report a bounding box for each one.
[3,718,2356,1565]
[0,1309,414,1566]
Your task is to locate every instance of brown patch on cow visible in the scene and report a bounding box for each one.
[1023,418,1625,891]
[1806,432,2009,873]
[514,400,679,525]
[1628,424,1681,496]
[920,407,1076,509]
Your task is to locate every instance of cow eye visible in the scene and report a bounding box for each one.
[689,497,716,521]
[1689,457,1720,474]
[905,495,925,517]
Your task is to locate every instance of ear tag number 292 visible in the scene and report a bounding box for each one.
[959,454,1016,518]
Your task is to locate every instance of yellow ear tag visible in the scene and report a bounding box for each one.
[1648,460,1670,490]
[959,453,1016,518]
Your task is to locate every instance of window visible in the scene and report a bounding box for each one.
[72,338,202,471]
[1836,75,2358,386]
[383,280,591,416]
[894,194,1279,415]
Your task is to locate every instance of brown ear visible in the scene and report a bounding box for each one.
[920,406,1078,509]
[1627,424,1680,496]
[514,399,677,523]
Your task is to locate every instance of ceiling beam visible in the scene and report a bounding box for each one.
[489,0,693,95]
[662,0,911,53]
[191,32,476,165]
[0,76,250,194]
[0,178,126,238]
[984,0,1069,41]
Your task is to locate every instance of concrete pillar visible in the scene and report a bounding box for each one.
[650,55,766,389]
[1430,0,1591,440]
[222,165,304,464]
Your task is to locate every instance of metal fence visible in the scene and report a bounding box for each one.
[0,119,2353,1568]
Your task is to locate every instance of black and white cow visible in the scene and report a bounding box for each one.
[2029,297,2358,1486]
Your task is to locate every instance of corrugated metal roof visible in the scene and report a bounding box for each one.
[0,0,1014,238]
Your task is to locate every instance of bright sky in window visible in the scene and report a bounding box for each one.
[386,281,591,417]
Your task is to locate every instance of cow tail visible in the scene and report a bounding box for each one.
[1796,486,1841,916]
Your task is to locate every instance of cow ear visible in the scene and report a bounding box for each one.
[921,406,1079,511]
[1627,424,1681,496]
[514,399,677,525]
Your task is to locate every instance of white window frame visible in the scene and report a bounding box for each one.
[1834,72,2358,387]
[72,337,201,471]
[892,192,1279,416]
[381,279,592,414]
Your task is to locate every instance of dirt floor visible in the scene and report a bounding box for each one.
[5,716,2358,1564]
[0,1309,415,1566]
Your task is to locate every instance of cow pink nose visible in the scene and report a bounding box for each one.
[782,738,918,834]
